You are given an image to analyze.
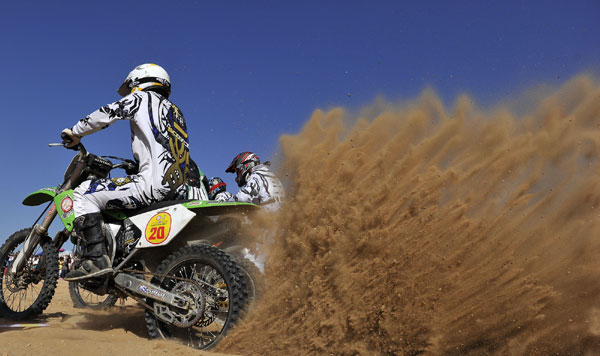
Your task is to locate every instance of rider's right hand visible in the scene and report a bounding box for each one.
[61,128,81,149]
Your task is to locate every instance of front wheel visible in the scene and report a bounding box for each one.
[145,244,248,350]
[0,229,59,320]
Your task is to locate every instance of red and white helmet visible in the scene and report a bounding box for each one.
[207,177,227,200]
[117,63,171,97]
[226,152,260,187]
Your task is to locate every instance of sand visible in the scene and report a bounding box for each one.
[3,75,600,355]
[0,280,236,356]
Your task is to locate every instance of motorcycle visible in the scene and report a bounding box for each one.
[0,142,259,349]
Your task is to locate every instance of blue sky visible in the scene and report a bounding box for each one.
[0,1,599,244]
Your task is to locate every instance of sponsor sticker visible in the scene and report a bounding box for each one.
[61,196,73,213]
[138,285,167,300]
[45,204,56,221]
[145,212,172,244]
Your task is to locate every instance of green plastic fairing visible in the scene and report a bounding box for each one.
[22,187,58,206]
[54,190,76,231]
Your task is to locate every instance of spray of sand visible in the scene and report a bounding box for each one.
[218,75,600,355]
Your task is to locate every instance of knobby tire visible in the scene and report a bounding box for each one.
[0,229,59,320]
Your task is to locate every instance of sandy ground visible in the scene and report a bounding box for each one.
[0,280,236,356]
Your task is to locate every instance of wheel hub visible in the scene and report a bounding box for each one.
[168,281,206,328]
[5,272,30,293]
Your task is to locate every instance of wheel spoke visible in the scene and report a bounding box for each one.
[7,290,16,308]
[17,290,23,312]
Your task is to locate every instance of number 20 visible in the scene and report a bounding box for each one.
[149,226,165,240]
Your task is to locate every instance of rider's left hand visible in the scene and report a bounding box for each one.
[61,128,81,148]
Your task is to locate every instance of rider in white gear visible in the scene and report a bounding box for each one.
[215,191,234,202]
[224,152,285,212]
[62,63,194,281]
[223,152,285,272]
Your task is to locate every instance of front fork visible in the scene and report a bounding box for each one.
[9,202,60,274]
[8,161,82,275]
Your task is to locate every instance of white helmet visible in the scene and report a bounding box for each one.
[117,63,171,97]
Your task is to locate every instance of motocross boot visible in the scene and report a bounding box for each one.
[64,213,112,281]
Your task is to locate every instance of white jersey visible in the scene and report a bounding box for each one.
[214,191,233,202]
[231,165,285,212]
[72,91,191,210]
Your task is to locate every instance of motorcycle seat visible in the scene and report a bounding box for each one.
[122,199,194,217]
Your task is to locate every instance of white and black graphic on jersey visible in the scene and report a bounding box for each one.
[148,94,190,196]
[78,95,142,131]
[238,180,260,204]
[71,91,193,217]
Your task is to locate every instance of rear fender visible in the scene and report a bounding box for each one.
[182,200,258,216]
[130,204,196,249]
[178,200,259,248]
[127,201,259,250]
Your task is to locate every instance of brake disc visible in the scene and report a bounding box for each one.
[162,280,206,328]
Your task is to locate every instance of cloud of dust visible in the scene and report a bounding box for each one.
[218,75,600,355]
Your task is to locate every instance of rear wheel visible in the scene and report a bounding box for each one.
[145,244,247,350]
[0,229,59,320]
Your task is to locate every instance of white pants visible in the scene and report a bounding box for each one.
[73,177,150,217]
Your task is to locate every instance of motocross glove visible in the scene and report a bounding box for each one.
[125,161,139,175]
[61,128,81,149]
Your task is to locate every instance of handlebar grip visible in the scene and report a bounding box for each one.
[60,132,73,144]
[125,162,139,175]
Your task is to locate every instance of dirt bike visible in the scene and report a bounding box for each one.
[0,142,259,349]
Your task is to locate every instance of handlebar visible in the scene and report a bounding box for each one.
[49,141,88,155]
[104,156,138,174]
[48,142,138,175]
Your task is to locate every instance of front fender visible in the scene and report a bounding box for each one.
[22,187,59,206]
